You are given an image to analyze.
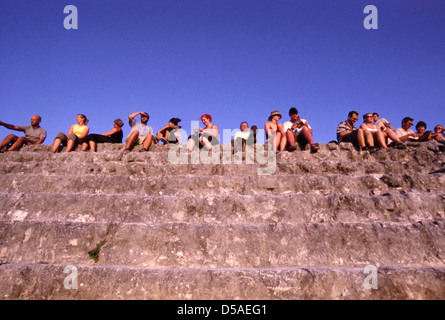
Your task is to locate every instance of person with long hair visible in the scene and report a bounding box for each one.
[51,114,89,153]
[360,113,390,150]
[265,110,286,152]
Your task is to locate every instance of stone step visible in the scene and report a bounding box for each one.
[0,156,443,177]
[1,192,443,224]
[1,220,444,269]
[0,161,261,177]
[1,263,445,299]
[0,172,443,197]
[3,143,443,164]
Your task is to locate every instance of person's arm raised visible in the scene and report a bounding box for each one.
[0,121,22,131]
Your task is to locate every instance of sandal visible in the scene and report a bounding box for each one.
[310,143,319,153]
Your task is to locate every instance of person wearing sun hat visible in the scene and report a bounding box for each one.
[265,110,287,152]
[268,110,282,121]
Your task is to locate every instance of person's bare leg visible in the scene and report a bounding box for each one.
[384,129,402,144]
[357,129,366,148]
[375,131,389,149]
[364,130,374,147]
[187,138,196,152]
[286,130,296,147]
[301,126,315,145]
[200,136,213,151]
[0,134,18,150]
[51,138,62,153]
[66,139,75,152]
[142,134,153,151]
[125,130,139,151]
[279,133,287,151]
[89,141,97,152]
[7,136,25,151]
[81,142,89,152]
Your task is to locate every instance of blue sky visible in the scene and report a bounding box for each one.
[1,0,444,144]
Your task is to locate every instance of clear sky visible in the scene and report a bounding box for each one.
[1,0,444,145]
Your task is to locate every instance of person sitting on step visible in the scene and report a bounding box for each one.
[124,111,154,153]
[81,119,124,152]
[283,107,319,153]
[157,118,182,144]
[395,117,420,142]
[187,114,219,151]
[373,113,394,131]
[413,121,433,142]
[432,124,445,144]
[265,110,287,152]
[336,111,366,150]
[0,115,46,152]
[360,113,390,151]
[51,114,89,153]
[233,121,257,153]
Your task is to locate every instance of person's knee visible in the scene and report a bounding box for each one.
[55,132,66,140]
[68,133,78,141]
[6,134,18,141]
[15,136,25,144]
[144,134,153,143]
[131,130,140,137]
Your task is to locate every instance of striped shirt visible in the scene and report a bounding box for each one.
[336,120,357,141]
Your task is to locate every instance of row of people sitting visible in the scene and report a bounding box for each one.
[1,109,444,153]
[336,111,444,151]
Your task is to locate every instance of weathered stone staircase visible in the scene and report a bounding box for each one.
[0,142,444,299]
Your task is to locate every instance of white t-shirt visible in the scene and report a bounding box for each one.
[283,119,311,134]
[396,127,416,140]
[234,130,251,140]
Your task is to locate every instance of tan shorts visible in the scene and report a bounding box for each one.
[125,134,149,145]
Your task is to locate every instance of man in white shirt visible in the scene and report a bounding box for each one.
[284,107,319,152]
[395,117,422,142]
[233,121,257,153]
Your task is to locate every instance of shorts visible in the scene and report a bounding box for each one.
[55,132,84,146]
[338,130,359,144]
[125,134,149,145]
